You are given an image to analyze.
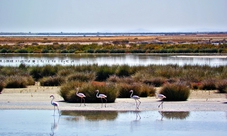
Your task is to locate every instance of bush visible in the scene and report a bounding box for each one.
[216,80,227,93]
[0,78,5,93]
[67,72,95,82]
[95,65,115,81]
[5,76,27,88]
[60,81,118,103]
[117,82,155,98]
[116,65,131,77]
[159,83,190,101]
[40,76,65,86]
[143,77,166,87]
[59,81,84,101]
[199,79,217,90]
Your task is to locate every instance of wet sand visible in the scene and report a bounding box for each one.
[0,85,226,111]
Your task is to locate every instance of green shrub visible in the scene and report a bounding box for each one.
[159,83,190,101]
[40,76,65,86]
[95,65,115,81]
[116,65,131,77]
[216,80,227,93]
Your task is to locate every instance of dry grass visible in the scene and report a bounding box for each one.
[1,34,226,44]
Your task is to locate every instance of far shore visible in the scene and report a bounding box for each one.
[0,85,226,112]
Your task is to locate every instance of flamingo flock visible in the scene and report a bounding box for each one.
[50,89,167,114]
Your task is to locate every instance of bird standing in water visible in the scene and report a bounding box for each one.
[130,90,141,110]
[156,93,166,109]
[95,90,107,107]
[50,94,60,115]
[76,88,86,106]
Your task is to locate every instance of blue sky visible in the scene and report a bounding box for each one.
[0,0,226,32]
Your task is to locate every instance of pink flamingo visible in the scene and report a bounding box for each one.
[50,94,60,115]
[95,90,107,107]
[76,88,86,106]
[156,93,166,109]
[130,90,141,110]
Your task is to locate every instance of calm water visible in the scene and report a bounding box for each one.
[0,54,227,67]
[0,110,226,136]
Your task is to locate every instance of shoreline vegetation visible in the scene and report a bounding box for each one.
[0,64,226,103]
[0,34,227,111]
[0,34,227,54]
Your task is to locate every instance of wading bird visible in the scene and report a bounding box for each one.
[76,88,86,106]
[95,90,107,107]
[130,90,141,110]
[156,93,166,109]
[50,94,60,115]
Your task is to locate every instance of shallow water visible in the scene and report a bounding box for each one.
[0,110,226,136]
[0,54,227,67]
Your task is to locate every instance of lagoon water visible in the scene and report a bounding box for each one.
[0,110,226,136]
[0,54,227,67]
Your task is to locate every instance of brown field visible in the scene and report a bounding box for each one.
[0,34,227,44]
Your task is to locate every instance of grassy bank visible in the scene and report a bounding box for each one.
[0,64,226,101]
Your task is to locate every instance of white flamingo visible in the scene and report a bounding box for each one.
[76,88,86,106]
[50,94,60,115]
[95,90,107,107]
[156,93,166,109]
[130,90,141,110]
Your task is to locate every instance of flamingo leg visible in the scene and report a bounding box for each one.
[158,101,164,108]
[80,98,82,106]
[101,98,103,107]
[82,98,86,106]
[104,98,107,107]
[137,99,141,109]
[53,106,55,115]
[57,106,60,115]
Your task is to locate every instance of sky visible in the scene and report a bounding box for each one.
[0,0,226,33]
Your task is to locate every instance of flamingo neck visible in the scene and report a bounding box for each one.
[96,91,99,98]
[51,97,54,104]
[130,91,133,98]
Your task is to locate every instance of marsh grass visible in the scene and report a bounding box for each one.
[160,83,190,101]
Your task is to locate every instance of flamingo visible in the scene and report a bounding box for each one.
[156,93,166,109]
[76,88,86,106]
[130,90,141,110]
[95,90,107,107]
[50,94,60,115]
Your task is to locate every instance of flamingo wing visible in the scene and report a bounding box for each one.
[77,93,86,97]
[132,95,140,99]
[99,94,107,98]
[52,102,59,107]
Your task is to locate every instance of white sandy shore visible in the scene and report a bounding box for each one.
[173,55,227,58]
[0,86,226,111]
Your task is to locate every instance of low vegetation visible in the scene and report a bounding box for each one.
[0,64,226,102]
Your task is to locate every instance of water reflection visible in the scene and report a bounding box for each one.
[159,111,190,120]
[0,54,226,66]
[61,110,118,121]
[50,115,60,136]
